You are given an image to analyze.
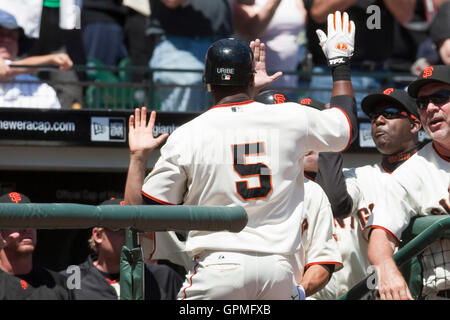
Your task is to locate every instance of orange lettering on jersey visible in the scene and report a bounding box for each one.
[350,216,356,230]
[423,66,434,78]
[8,192,22,203]
[334,217,345,229]
[273,94,286,104]
[383,88,394,95]
[356,207,371,230]
[301,218,309,233]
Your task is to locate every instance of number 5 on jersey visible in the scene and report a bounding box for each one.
[232,142,273,201]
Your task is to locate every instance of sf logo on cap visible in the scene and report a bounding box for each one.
[383,88,394,95]
[423,66,434,79]
[8,192,22,203]
[274,94,286,104]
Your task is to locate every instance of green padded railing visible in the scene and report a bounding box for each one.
[0,203,247,232]
[0,203,248,300]
[339,215,450,300]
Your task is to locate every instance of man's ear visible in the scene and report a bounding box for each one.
[92,227,104,245]
[410,118,422,134]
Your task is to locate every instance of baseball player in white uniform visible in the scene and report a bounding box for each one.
[125,11,358,300]
[308,88,422,300]
[366,65,450,300]
[144,176,343,300]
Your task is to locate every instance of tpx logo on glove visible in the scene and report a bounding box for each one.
[329,57,349,66]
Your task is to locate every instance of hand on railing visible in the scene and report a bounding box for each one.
[47,53,74,71]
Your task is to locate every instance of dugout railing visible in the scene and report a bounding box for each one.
[0,203,248,300]
[4,63,417,110]
[339,215,450,300]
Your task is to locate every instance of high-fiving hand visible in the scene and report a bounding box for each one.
[128,107,169,160]
[316,11,355,67]
[250,38,283,93]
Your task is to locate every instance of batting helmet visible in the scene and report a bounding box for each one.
[203,38,254,86]
[255,90,290,104]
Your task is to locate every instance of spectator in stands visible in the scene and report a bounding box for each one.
[410,0,450,76]
[81,0,128,67]
[123,0,155,83]
[147,0,233,112]
[0,9,73,109]
[231,0,307,101]
[304,0,416,118]
[0,192,74,300]
[60,197,183,300]
[26,0,86,109]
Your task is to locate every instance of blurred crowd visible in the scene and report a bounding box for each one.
[0,0,448,112]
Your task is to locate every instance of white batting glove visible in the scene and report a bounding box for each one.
[316,11,355,67]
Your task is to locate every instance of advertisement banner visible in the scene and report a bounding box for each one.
[0,108,198,147]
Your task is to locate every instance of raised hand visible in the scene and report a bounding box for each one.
[250,38,283,93]
[316,11,355,67]
[128,107,169,161]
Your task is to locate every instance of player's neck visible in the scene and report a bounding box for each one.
[214,93,252,106]
[381,146,418,173]
[433,140,450,160]
[94,254,120,274]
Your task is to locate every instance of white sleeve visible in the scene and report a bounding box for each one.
[141,131,188,205]
[363,174,415,243]
[303,182,343,271]
[342,168,363,215]
[303,107,352,153]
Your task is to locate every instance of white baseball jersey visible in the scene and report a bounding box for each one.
[298,178,343,281]
[365,142,450,242]
[146,178,342,286]
[311,162,391,299]
[365,142,450,296]
[142,100,352,256]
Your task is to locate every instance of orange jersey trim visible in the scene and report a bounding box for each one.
[305,261,343,269]
[365,225,400,246]
[181,258,200,300]
[330,107,352,152]
[432,142,450,162]
[141,190,175,205]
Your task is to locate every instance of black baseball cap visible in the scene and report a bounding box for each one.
[255,90,290,104]
[361,88,419,119]
[0,192,31,203]
[407,65,450,98]
[298,97,326,111]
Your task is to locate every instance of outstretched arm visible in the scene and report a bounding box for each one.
[368,228,413,300]
[124,107,169,205]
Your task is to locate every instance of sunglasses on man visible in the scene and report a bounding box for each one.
[416,89,450,110]
[368,107,414,122]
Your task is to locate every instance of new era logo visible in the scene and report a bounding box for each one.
[91,117,126,142]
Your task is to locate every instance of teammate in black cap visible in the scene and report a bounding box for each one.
[0,192,74,300]
[366,64,450,300]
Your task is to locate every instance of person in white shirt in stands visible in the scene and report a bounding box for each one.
[0,9,72,109]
